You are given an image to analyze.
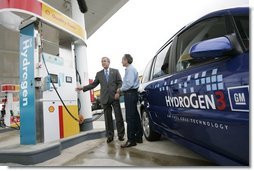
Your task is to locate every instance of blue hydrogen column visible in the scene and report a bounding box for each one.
[19,24,36,144]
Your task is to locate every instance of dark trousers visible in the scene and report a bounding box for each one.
[124,91,143,142]
[103,100,125,139]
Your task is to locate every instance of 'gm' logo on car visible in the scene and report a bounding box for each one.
[228,85,249,112]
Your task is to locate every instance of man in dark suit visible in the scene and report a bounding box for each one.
[76,57,125,143]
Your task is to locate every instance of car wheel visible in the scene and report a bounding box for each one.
[142,109,161,141]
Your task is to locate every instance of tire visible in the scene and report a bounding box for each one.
[141,109,161,141]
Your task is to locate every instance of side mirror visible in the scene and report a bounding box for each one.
[190,37,233,60]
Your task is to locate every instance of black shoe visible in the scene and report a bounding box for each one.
[118,137,125,141]
[121,141,136,148]
[136,138,143,143]
[107,137,113,143]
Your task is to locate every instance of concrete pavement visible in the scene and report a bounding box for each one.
[0,121,216,166]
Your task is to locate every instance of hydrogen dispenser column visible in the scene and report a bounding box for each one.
[19,19,80,144]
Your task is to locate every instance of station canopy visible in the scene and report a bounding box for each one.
[0,0,129,99]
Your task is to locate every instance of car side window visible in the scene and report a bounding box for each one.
[176,17,228,72]
[141,58,153,83]
[234,15,249,50]
[152,42,172,79]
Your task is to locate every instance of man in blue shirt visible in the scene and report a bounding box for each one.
[117,54,143,148]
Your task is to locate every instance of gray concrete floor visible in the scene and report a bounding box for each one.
[39,137,215,166]
[0,121,216,166]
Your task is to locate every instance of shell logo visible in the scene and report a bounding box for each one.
[48,106,55,113]
[45,9,50,15]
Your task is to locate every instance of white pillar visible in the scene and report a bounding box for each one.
[71,0,93,131]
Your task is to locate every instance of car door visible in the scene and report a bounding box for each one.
[143,42,173,130]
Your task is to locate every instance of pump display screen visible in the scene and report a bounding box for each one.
[50,74,58,83]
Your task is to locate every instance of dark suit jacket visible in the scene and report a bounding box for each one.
[83,68,122,105]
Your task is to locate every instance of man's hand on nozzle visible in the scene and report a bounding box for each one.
[114,93,120,100]
[75,86,83,92]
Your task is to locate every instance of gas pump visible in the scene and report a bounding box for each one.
[0,0,93,146]
[19,17,82,144]
[40,52,79,142]
[0,84,20,128]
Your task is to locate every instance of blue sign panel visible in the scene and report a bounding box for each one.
[228,86,249,112]
[19,24,36,144]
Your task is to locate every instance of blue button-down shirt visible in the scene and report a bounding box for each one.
[120,64,139,91]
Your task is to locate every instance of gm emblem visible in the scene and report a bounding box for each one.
[228,85,249,112]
